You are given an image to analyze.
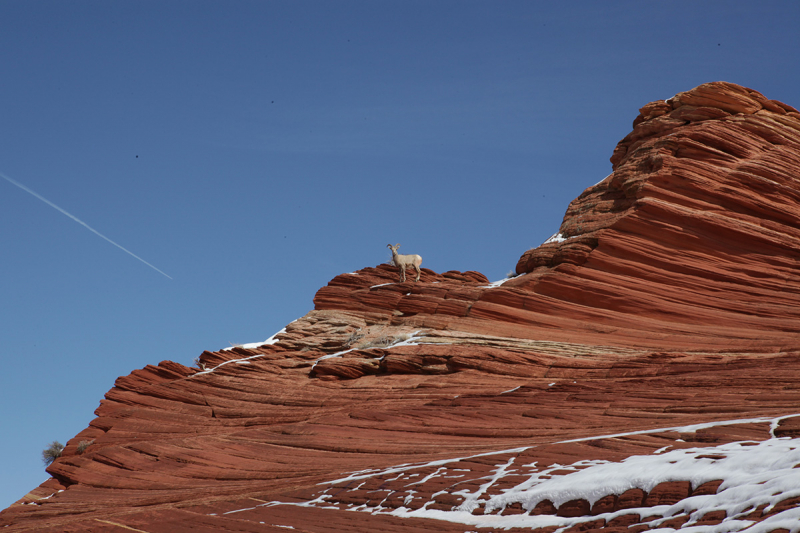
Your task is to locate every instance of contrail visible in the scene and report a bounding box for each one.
[1,171,172,279]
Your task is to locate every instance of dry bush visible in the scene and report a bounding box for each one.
[77,440,95,454]
[41,441,64,466]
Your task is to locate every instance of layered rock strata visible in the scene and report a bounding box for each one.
[3,82,800,532]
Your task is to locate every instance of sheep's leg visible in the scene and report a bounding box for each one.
[414,264,421,282]
[399,266,406,282]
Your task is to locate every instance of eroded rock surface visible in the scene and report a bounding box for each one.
[3,82,800,532]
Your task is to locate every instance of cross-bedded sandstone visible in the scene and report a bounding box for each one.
[4,82,800,532]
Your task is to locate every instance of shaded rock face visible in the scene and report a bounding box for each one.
[4,82,800,532]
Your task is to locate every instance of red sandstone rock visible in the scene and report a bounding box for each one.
[644,481,691,506]
[557,498,591,517]
[3,82,800,532]
[532,499,558,515]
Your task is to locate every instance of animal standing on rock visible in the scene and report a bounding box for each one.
[387,243,423,282]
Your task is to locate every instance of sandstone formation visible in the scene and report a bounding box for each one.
[3,82,800,532]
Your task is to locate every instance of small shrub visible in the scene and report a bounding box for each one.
[506,270,518,279]
[358,332,410,350]
[343,329,364,348]
[41,441,64,466]
[372,335,394,347]
[375,334,410,347]
[77,440,95,454]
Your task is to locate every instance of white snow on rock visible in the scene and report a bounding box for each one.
[193,324,291,376]
[482,278,511,288]
[544,232,568,244]
[234,414,800,533]
[224,326,287,351]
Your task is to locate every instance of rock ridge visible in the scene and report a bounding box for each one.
[4,82,800,532]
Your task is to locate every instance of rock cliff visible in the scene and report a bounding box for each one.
[3,82,800,533]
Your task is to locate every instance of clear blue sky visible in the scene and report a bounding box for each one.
[1,0,798,509]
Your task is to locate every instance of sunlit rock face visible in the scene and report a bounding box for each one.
[515,81,800,352]
[4,82,800,533]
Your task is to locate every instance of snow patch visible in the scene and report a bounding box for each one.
[195,323,294,376]
[223,324,290,351]
[545,232,567,244]
[592,173,612,187]
[384,434,800,532]
[482,278,510,288]
[391,330,423,348]
[311,349,355,369]
[237,414,800,533]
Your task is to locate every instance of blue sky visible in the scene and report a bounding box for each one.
[1,0,798,509]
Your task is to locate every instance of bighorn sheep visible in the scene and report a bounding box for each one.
[387,243,422,282]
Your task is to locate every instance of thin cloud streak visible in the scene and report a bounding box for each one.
[1,171,172,279]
